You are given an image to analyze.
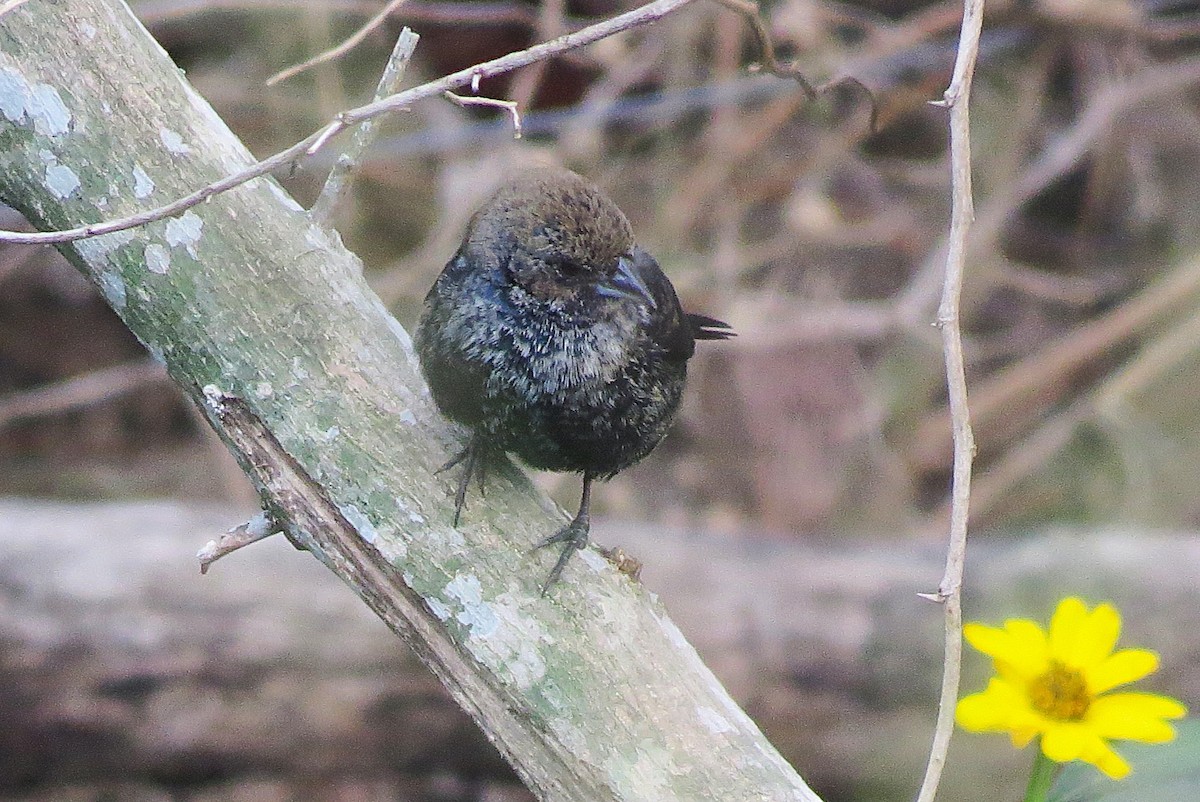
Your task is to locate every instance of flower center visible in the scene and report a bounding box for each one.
[1028,661,1091,720]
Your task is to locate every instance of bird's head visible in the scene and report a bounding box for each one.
[462,167,657,310]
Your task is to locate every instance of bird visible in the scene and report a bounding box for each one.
[415,166,732,594]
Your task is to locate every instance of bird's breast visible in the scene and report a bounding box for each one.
[510,319,631,396]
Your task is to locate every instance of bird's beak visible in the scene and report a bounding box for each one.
[597,255,657,310]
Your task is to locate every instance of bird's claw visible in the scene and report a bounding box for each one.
[436,447,470,475]
[439,440,486,527]
[533,518,590,596]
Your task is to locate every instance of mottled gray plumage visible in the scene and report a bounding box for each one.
[415,167,731,593]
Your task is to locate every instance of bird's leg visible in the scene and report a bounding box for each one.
[533,473,593,595]
[436,435,485,527]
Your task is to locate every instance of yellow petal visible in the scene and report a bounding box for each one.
[1049,596,1086,631]
[1070,729,1132,777]
[1050,598,1119,667]
[963,622,1004,655]
[1046,724,1133,778]
[1042,722,1088,762]
[1080,733,1132,779]
[957,693,1000,732]
[1074,603,1121,668]
[965,619,1049,680]
[1088,692,1187,742]
[1094,751,1131,779]
[1004,619,1051,674]
[957,679,1021,732]
[1048,597,1086,660]
[1088,648,1159,694]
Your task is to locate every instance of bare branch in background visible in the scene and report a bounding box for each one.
[310,27,420,225]
[0,359,169,430]
[0,0,703,246]
[711,0,879,128]
[266,0,409,86]
[709,0,815,97]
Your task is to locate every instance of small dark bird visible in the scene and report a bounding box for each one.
[415,167,732,593]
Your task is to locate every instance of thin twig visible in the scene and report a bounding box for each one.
[266,0,410,86]
[0,0,702,246]
[710,0,879,128]
[311,27,420,225]
[915,1,983,801]
[709,0,815,98]
[197,512,279,573]
[443,91,523,138]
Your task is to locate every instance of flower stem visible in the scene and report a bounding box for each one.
[1023,745,1058,802]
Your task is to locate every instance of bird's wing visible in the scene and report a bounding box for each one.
[625,249,698,362]
[626,248,735,360]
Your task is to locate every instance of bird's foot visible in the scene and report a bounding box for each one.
[437,439,486,527]
[435,448,470,474]
[532,515,590,596]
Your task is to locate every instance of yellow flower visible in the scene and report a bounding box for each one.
[956,596,1187,779]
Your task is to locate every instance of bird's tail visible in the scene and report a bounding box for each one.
[687,313,735,340]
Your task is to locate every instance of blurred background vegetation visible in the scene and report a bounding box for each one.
[4,0,1200,798]
[7,0,1200,540]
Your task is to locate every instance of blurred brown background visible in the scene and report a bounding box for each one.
[4,0,1200,799]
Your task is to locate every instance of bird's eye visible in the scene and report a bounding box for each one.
[552,257,586,277]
